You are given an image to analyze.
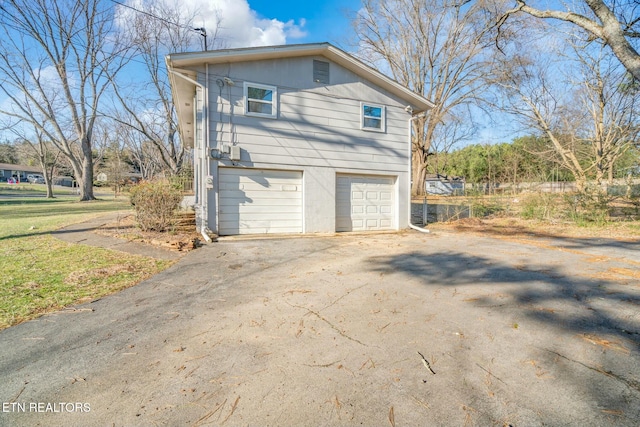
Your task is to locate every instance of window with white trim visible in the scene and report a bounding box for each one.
[244,82,277,118]
[361,103,385,132]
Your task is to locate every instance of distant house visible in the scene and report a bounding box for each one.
[425,174,465,196]
[166,42,434,236]
[0,163,41,183]
[53,176,76,187]
[95,171,142,184]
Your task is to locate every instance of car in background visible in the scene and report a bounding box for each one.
[27,174,45,184]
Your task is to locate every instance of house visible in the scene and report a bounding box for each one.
[425,174,465,196]
[166,43,433,236]
[0,163,41,183]
[95,171,142,185]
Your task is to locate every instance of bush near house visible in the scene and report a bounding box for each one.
[129,180,183,232]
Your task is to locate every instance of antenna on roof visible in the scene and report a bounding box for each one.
[192,27,207,51]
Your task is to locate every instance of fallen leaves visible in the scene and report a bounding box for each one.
[581,334,630,354]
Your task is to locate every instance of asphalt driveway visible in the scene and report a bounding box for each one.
[1,229,639,426]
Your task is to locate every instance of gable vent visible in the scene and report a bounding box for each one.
[313,60,330,84]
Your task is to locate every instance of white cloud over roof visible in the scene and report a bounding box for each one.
[150,0,307,48]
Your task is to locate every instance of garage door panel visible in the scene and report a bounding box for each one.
[220,183,301,193]
[219,223,301,235]
[220,210,302,219]
[219,168,302,235]
[336,174,395,232]
[220,198,302,207]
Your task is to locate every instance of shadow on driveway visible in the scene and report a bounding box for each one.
[0,230,639,426]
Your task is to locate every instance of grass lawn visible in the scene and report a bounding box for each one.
[0,182,79,196]
[0,194,174,330]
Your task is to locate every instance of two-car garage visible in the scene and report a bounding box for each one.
[217,168,396,235]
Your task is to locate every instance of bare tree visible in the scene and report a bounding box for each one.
[492,37,640,192]
[500,0,640,81]
[110,0,223,176]
[9,126,61,198]
[0,0,129,200]
[353,0,497,195]
[574,45,640,184]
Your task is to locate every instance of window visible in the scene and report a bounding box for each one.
[244,82,277,118]
[313,60,330,84]
[361,103,385,132]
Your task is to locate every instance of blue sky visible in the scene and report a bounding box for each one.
[247,0,361,46]
[181,0,362,49]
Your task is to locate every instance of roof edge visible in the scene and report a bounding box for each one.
[166,43,434,112]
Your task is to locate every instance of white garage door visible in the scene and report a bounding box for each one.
[219,168,302,235]
[336,174,395,232]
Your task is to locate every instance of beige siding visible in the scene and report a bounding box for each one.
[206,56,410,174]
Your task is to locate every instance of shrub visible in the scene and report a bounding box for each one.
[520,193,561,221]
[564,186,611,226]
[469,194,503,218]
[129,180,183,232]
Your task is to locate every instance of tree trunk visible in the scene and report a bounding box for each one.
[44,176,54,198]
[79,137,95,201]
[575,177,587,193]
[585,0,640,82]
[412,158,428,196]
[514,0,640,82]
[40,158,54,199]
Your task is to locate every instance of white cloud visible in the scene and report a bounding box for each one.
[191,0,307,47]
[284,18,307,40]
[198,0,306,47]
[118,0,307,48]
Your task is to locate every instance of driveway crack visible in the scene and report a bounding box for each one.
[287,302,368,346]
[543,348,640,393]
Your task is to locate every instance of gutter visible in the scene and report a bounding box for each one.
[168,68,212,243]
[408,112,430,234]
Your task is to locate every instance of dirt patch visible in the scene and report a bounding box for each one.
[65,265,136,286]
[95,211,202,253]
[428,216,640,240]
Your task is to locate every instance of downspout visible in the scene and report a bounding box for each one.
[168,68,212,243]
[204,63,211,242]
[408,112,430,234]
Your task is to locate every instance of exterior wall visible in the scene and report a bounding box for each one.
[303,166,336,232]
[425,180,465,196]
[193,56,412,233]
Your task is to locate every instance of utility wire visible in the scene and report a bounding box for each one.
[108,0,193,31]
[0,0,205,77]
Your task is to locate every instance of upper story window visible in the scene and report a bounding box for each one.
[361,102,385,132]
[244,82,277,118]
